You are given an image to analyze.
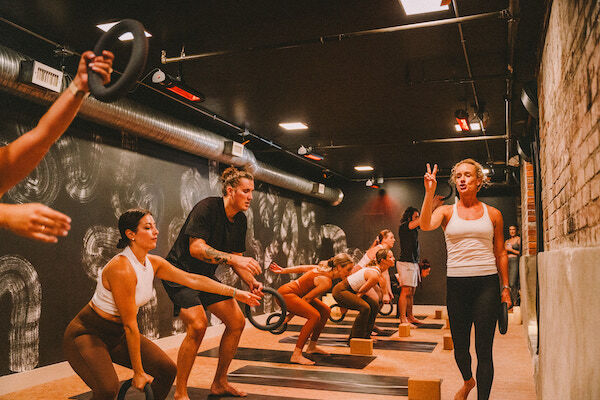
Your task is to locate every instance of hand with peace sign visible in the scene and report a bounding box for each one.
[424,163,438,194]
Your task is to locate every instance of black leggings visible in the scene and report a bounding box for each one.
[63,305,176,400]
[447,274,500,400]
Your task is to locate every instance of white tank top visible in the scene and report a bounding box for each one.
[347,266,380,292]
[356,244,383,268]
[91,246,155,316]
[444,202,497,277]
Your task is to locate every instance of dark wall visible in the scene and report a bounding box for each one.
[328,178,520,306]
[0,94,332,375]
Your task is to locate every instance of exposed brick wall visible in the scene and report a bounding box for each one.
[520,161,537,255]
[538,0,600,250]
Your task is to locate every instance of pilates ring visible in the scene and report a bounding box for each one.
[117,378,154,400]
[498,301,508,335]
[379,302,394,316]
[266,313,288,335]
[244,287,287,331]
[89,19,148,103]
[436,181,454,201]
[328,303,347,323]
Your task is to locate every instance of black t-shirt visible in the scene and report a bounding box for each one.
[165,197,247,281]
[398,221,419,263]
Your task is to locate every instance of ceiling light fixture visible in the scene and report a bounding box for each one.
[279,122,308,130]
[454,122,481,132]
[355,165,374,172]
[97,22,152,41]
[152,69,204,102]
[454,109,470,132]
[399,0,450,15]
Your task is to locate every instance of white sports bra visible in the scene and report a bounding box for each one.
[356,244,383,268]
[347,266,381,292]
[91,246,155,316]
[444,202,497,277]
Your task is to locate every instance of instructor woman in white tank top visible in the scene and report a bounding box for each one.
[419,159,511,400]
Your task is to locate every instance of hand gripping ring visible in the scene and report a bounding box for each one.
[117,378,154,400]
[89,19,148,102]
[244,287,287,331]
[328,303,347,323]
[379,302,394,316]
[498,301,508,335]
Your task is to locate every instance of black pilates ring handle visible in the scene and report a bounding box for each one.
[437,181,454,201]
[89,19,148,102]
[379,302,393,316]
[498,301,508,335]
[266,313,288,334]
[117,378,154,400]
[244,287,287,331]
[328,303,347,323]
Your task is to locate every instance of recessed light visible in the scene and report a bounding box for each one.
[355,165,374,172]
[97,22,152,41]
[454,122,481,132]
[399,0,450,15]
[279,122,308,130]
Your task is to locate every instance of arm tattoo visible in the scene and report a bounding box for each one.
[203,246,232,265]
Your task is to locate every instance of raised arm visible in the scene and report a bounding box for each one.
[0,50,113,195]
[420,164,448,231]
[491,207,512,308]
[103,258,153,391]
[151,255,260,306]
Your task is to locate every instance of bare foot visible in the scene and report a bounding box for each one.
[306,344,330,355]
[174,391,191,400]
[210,382,247,397]
[454,378,475,400]
[290,353,316,365]
[408,317,422,324]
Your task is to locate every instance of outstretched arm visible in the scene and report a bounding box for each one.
[189,237,261,275]
[151,255,260,306]
[0,50,113,195]
[269,262,316,275]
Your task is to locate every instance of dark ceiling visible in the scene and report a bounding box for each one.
[0,0,545,187]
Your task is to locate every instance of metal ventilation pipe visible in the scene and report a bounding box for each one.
[0,45,343,205]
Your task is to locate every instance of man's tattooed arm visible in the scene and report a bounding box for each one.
[190,238,233,265]
[204,246,232,264]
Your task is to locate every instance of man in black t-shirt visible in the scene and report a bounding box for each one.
[162,166,262,399]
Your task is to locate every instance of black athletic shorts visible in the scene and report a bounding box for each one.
[162,278,231,316]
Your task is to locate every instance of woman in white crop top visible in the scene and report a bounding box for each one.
[63,209,260,400]
[332,248,395,341]
[419,159,511,400]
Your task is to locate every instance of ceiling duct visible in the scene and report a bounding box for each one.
[0,45,343,205]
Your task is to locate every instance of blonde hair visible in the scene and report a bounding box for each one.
[317,253,354,272]
[221,166,254,196]
[449,158,489,190]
